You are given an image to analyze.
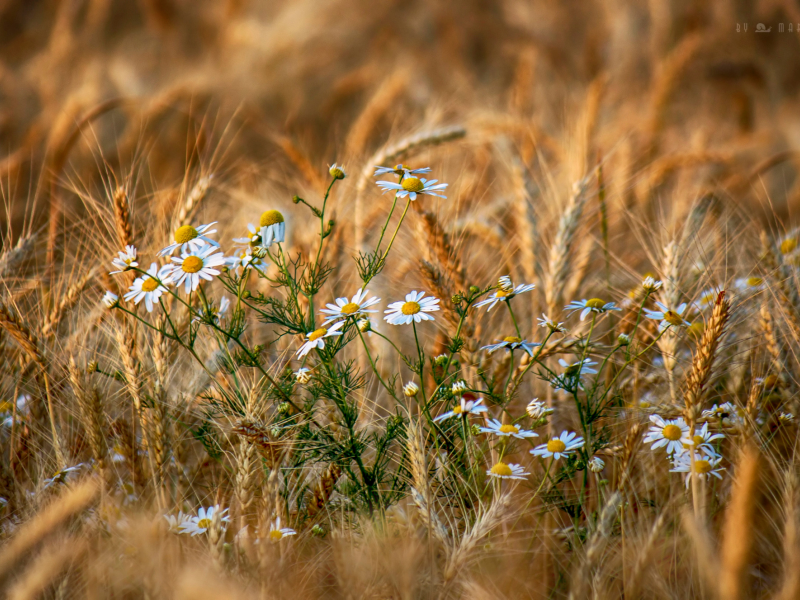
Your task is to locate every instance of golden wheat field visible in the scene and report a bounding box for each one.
[5,1,800,598]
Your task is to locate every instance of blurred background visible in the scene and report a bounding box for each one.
[2,0,800,285]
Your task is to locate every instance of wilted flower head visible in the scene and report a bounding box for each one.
[588,456,605,472]
[642,276,663,293]
[403,382,420,397]
[526,399,553,420]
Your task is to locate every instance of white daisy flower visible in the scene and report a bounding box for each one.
[558,358,598,378]
[701,402,737,420]
[193,295,230,324]
[481,336,540,356]
[683,422,724,456]
[670,451,725,487]
[644,301,690,331]
[167,245,227,294]
[588,456,605,472]
[180,505,230,536]
[780,412,795,423]
[227,247,268,273]
[294,368,311,385]
[643,415,691,455]
[384,291,440,325]
[526,399,553,420]
[258,210,286,247]
[43,464,84,489]
[403,382,420,397]
[268,516,297,541]
[451,380,468,394]
[565,298,621,321]
[328,163,347,179]
[102,291,119,309]
[373,164,432,177]
[159,222,219,256]
[473,279,535,311]
[296,321,345,358]
[694,288,719,312]
[124,263,172,313]
[480,418,538,439]
[434,393,488,422]
[110,245,138,274]
[486,461,529,480]
[734,276,765,293]
[642,276,663,293]
[376,177,448,201]
[319,288,380,325]
[232,223,264,248]
[164,511,192,534]
[537,314,566,333]
[531,431,584,460]
[780,233,799,255]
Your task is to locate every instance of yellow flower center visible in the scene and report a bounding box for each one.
[174,225,198,244]
[490,462,512,477]
[182,256,204,273]
[662,424,683,441]
[308,328,327,341]
[401,177,425,193]
[503,336,522,343]
[692,435,705,446]
[499,424,519,434]
[695,460,712,474]
[746,277,763,287]
[664,310,684,326]
[781,238,798,254]
[196,518,211,529]
[341,302,360,315]
[0,401,12,412]
[585,298,606,309]
[639,401,651,408]
[547,439,567,453]
[452,405,463,415]
[763,374,778,388]
[401,301,421,315]
[260,210,285,227]
[141,278,159,292]
[495,289,511,298]
[269,529,284,541]
[687,322,704,337]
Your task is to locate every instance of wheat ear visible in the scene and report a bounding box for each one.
[68,357,106,470]
[406,422,448,546]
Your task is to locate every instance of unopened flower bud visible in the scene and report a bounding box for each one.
[292,195,302,204]
[329,164,346,180]
[451,294,463,305]
[468,285,480,295]
[358,319,371,332]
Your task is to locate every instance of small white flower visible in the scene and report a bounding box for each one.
[102,291,119,309]
[384,291,440,325]
[480,418,538,439]
[694,288,720,312]
[644,301,690,331]
[294,368,311,385]
[373,165,432,177]
[558,358,598,379]
[167,246,227,294]
[526,399,553,420]
[643,415,691,455]
[124,263,172,313]
[670,451,725,487]
[588,456,605,472]
[565,298,621,321]
[296,321,345,358]
[43,464,84,489]
[319,288,380,325]
[403,382,420,397]
[642,276,663,293]
[451,380,468,394]
[486,461,529,480]
[180,505,230,536]
[268,516,296,541]
[473,279,535,311]
[357,319,373,333]
[682,422,724,456]
[537,314,566,332]
[159,222,219,256]
[232,223,263,248]
[228,247,268,273]
[481,336,540,357]
[164,511,192,534]
[780,412,795,423]
[734,276,765,293]
[258,210,286,247]
[194,296,231,324]
[110,245,138,274]
[376,176,448,201]
[531,431,584,460]
[434,393,488,422]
